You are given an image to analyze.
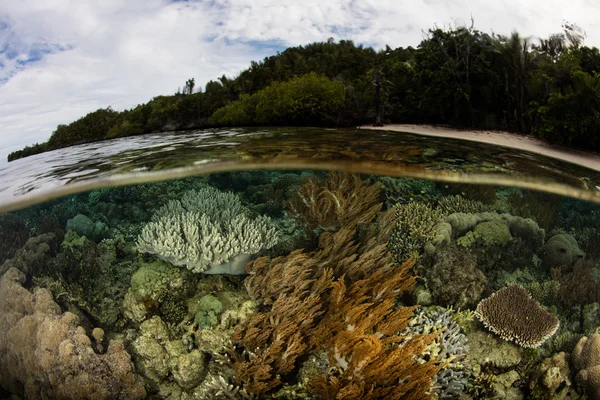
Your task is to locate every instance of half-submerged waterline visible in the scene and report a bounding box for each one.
[1,128,600,399]
[1,127,600,213]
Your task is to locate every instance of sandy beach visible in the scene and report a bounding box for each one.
[362,124,600,173]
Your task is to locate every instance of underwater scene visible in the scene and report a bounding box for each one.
[1,128,600,399]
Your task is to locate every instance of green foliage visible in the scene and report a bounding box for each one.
[529,70,600,147]
[253,72,346,125]
[47,107,121,149]
[210,73,346,126]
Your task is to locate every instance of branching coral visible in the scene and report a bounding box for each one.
[402,307,470,399]
[137,187,278,274]
[287,172,382,234]
[388,202,444,262]
[0,267,146,399]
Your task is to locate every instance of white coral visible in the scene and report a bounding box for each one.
[136,187,277,274]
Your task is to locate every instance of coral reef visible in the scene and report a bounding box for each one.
[0,213,29,266]
[507,190,562,231]
[0,267,146,399]
[66,213,109,241]
[541,233,585,270]
[436,194,494,215]
[37,231,136,329]
[132,316,207,394]
[287,172,382,234]
[572,329,600,399]
[137,187,278,274]
[0,232,58,277]
[236,228,442,398]
[529,352,580,399]
[423,243,486,309]
[553,260,600,306]
[475,285,560,348]
[123,259,197,325]
[388,202,444,262]
[377,176,438,207]
[402,307,469,398]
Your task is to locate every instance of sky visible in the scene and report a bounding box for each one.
[1,0,599,162]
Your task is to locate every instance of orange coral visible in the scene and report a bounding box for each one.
[309,257,440,400]
[287,172,382,234]
[235,226,440,397]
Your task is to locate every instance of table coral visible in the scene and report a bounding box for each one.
[475,284,560,348]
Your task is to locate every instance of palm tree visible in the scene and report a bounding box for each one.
[493,32,536,132]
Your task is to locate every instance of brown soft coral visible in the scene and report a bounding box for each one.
[287,172,382,234]
[0,267,146,400]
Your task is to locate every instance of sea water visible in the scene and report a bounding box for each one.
[0,127,599,399]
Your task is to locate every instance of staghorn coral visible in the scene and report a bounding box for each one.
[137,187,278,274]
[287,172,382,234]
[475,284,560,348]
[572,329,600,399]
[388,202,444,262]
[0,267,145,399]
[436,194,494,215]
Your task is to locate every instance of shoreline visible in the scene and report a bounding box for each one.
[362,124,600,173]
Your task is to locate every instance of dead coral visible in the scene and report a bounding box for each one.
[475,284,560,348]
[0,267,146,400]
[287,172,382,234]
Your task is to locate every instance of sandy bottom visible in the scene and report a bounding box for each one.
[362,124,600,173]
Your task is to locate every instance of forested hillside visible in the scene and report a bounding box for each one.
[9,22,600,161]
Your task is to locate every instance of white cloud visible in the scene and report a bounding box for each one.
[0,0,599,162]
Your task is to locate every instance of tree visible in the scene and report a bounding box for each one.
[183,78,195,95]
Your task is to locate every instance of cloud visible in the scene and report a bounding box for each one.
[0,0,599,162]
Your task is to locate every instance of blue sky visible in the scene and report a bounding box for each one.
[1,0,599,162]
